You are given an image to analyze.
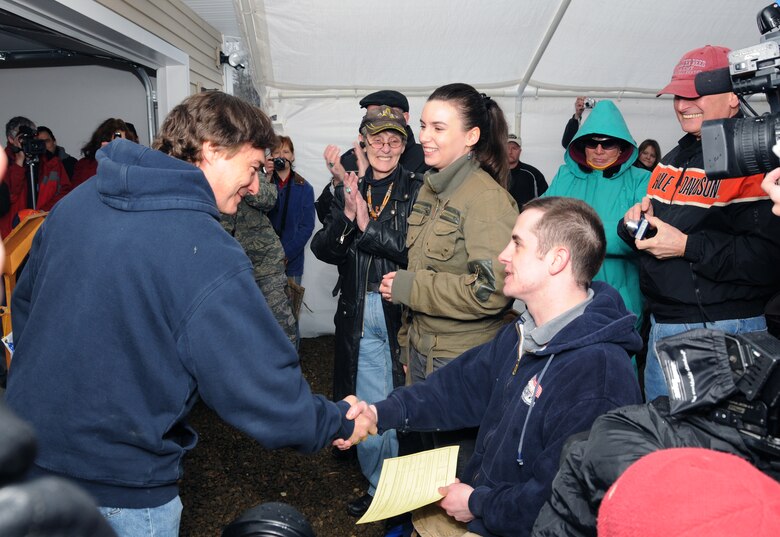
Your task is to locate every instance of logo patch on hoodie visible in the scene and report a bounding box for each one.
[521,375,543,406]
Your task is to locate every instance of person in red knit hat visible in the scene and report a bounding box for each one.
[597,447,780,537]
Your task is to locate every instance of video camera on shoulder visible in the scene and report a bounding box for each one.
[656,328,780,458]
[699,2,780,179]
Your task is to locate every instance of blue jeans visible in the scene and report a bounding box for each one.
[356,292,398,495]
[98,495,182,537]
[408,344,476,479]
[644,314,767,401]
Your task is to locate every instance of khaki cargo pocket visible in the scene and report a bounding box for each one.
[426,217,459,261]
[405,203,431,248]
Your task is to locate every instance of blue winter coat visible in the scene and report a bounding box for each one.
[374,282,642,537]
[268,171,315,277]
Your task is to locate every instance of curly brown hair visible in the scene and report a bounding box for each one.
[81,118,129,159]
[153,91,277,164]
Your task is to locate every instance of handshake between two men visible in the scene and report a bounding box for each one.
[334,394,478,530]
[335,396,376,449]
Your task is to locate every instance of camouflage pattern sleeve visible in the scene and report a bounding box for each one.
[243,176,278,212]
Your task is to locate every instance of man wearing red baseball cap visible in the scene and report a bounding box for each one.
[618,45,780,402]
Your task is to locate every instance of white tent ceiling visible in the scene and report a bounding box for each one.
[185,0,776,335]
[234,0,767,94]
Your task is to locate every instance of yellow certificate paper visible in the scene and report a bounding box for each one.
[357,446,459,524]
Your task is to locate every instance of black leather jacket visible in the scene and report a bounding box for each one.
[310,165,422,400]
[315,128,428,224]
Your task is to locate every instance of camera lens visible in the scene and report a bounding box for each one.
[702,114,780,179]
[273,157,287,171]
[733,115,780,175]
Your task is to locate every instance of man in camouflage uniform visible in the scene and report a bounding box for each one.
[222,174,298,347]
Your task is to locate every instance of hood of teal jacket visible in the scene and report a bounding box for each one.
[565,100,638,178]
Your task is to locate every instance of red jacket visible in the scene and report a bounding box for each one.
[2,145,70,237]
[71,158,98,189]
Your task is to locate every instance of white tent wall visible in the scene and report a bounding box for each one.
[274,93,691,336]
[251,0,775,337]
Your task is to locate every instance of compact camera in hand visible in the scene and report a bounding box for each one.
[583,98,597,109]
[625,215,655,240]
[273,157,287,171]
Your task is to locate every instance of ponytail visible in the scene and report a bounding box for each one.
[427,83,509,188]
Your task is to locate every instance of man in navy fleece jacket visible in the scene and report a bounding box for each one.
[339,196,643,537]
[5,92,368,537]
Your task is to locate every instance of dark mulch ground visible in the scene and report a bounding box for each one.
[179,335,386,537]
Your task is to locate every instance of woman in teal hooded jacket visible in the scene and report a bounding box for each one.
[545,100,649,330]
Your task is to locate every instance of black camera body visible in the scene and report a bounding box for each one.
[21,137,46,158]
[657,328,780,459]
[712,331,780,457]
[701,3,780,179]
[15,126,46,161]
[273,157,287,171]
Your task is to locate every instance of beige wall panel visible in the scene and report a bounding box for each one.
[96,0,224,91]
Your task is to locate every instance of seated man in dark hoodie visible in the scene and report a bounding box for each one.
[4,91,369,537]
[338,196,643,537]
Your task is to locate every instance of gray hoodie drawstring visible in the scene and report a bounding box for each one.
[517,352,555,466]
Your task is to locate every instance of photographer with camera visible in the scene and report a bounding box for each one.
[71,118,130,188]
[266,136,315,286]
[617,45,780,402]
[560,96,589,149]
[2,116,71,238]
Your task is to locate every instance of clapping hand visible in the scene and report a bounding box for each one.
[324,145,347,185]
[342,171,360,221]
[354,139,369,178]
[345,174,370,232]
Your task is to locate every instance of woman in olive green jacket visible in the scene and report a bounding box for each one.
[380,83,518,474]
